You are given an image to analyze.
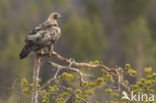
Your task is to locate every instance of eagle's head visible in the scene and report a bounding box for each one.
[48,12,61,25]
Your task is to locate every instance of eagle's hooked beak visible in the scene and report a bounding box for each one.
[58,15,61,19]
[56,14,61,20]
[53,13,61,20]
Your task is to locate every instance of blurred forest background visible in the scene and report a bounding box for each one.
[0,0,156,103]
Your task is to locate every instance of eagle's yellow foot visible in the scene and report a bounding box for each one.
[49,51,52,56]
[40,49,44,55]
[52,51,56,55]
[48,45,53,56]
[49,51,56,56]
[49,49,54,56]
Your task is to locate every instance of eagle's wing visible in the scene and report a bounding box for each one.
[25,22,60,47]
[19,22,61,59]
[28,22,53,35]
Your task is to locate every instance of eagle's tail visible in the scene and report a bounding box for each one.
[19,45,33,59]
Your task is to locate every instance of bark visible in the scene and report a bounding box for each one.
[32,56,41,103]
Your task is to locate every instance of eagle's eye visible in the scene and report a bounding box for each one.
[53,14,58,19]
[53,13,61,20]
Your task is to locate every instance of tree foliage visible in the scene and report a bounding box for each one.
[21,62,156,103]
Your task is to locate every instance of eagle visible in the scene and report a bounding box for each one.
[19,12,61,59]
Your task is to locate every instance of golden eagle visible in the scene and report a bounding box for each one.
[19,12,61,59]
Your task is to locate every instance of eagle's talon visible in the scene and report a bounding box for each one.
[52,51,56,55]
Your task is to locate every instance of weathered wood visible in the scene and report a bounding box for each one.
[32,56,41,103]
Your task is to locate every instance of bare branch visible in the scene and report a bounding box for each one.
[41,61,93,87]
[40,67,61,89]
[37,52,130,92]
[38,52,115,73]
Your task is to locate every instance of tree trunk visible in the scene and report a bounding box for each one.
[32,56,41,103]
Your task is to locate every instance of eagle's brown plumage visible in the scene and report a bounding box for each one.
[19,12,61,59]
